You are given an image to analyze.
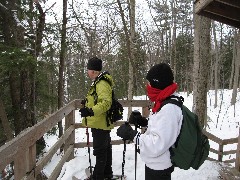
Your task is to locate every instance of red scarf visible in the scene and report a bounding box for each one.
[147,83,178,113]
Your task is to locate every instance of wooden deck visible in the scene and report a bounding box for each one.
[219,163,240,180]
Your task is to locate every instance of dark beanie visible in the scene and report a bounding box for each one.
[87,57,102,71]
[146,63,174,90]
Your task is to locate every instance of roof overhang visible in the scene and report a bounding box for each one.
[194,0,240,28]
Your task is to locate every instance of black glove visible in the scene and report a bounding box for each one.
[79,107,94,117]
[129,110,148,127]
[117,123,137,141]
[81,99,86,106]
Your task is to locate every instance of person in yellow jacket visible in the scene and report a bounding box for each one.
[79,57,114,180]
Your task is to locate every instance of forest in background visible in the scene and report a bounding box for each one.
[0,0,239,153]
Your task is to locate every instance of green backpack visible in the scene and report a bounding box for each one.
[160,95,210,170]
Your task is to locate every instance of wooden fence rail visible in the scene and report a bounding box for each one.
[0,99,239,179]
[203,130,239,166]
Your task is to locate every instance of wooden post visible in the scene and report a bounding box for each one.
[235,127,240,171]
[142,106,150,118]
[14,148,28,180]
[28,144,36,178]
[65,110,75,161]
[141,106,150,133]
[218,144,223,162]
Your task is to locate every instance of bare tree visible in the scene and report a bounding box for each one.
[58,0,68,140]
[212,22,220,108]
[170,0,177,78]
[231,29,240,105]
[229,30,237,89]
[116,0,135,103]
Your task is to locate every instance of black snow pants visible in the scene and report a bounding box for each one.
[91,128,113,180]
[145,165,174,180]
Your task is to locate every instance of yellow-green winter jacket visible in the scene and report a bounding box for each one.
[82,71,114,130]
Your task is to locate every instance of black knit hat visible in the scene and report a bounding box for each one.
[146,63,174,90]
[87,57,102,71]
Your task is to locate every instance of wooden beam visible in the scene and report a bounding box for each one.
[209,147,221,155]
[236,128,240,171]
[195,0,240,28]
[203,130,223,144]
[34,125,75,176]
[199,11,240,28]
[75,99,152,109]
[195,0,214,14]
[205,1,240,22]
[216,0,240,8]
[65,110,75,161]
[14,149,28,180]
[22,126,75,179]
[223,149,236,155]
[48,145,74,180]
[223,159,236,164]
[118,100,152,108]
[207,157,217,161]
[74,139,133,148]
[222,137,238,145]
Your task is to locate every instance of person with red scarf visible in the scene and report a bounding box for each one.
[117,63,183,180]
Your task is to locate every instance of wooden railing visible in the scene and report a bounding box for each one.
[0,100,78,180]
[204,130,240,170]
[0,99,151,180]
[0,99,240,179]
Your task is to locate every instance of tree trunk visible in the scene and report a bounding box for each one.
[229,33,236,90]
[9,72,21,135]
[0,98,13,141]
[116,0,135,116]
[193,13,211,128]
[20,70,33,129]
[228,35,236,89]
[171,0,177,78]
[212,22,219,108]
[231,30,240,105]
[58,0,68,140]
[2,0,26,135]
[128,0,135,115]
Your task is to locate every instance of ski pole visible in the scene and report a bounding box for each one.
[134,123,138,180]
[86,126,93,178]
[121,138,127,180]
[121,120,131,180]
[131,110,140,180]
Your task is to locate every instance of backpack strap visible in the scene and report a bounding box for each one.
[159,95,184,111]
[91,72,113,126]
[92,72,112,105]
[160,95,184,152]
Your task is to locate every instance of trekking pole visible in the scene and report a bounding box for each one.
[121,119,132,180]
[131,110,139,180]
[81,100,93,179]
[121,138,127,180]
[86,125,93,178]
[134,123,138,180]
